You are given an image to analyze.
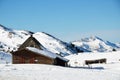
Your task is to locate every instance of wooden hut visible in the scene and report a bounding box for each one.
[18,35,43,50]
[11,35,68,66]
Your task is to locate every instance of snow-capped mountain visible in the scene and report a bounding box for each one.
[0,24,77,56]
[0,24,120,56]
[72,36,120,52]
[33,32,77,56]
[0,24,33,52]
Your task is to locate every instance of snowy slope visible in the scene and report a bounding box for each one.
[65,51,120,67]
[0,24,77,56]
[0,24,120,55]
[33,32,77,56]
[72,36,120,52]
[0,24,33,52]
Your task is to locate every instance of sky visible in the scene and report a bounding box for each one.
[0,0,120,43]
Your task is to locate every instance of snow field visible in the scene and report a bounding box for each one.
[0,63,120,80]
[66,51,120,67]
[0,51,120,80]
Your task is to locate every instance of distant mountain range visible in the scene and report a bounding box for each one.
[0,24,120,56]
[72,36,120,52]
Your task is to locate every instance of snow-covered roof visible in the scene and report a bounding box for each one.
[26,47,68,61]
[26,47,56,59]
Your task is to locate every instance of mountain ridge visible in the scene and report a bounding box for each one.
[72,36,120,52]
[0,24,120,55]
[0,24,78,56]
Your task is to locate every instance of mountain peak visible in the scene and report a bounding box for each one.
[80,36,104,42]
[91,36,104,41]
[72,36,120,52]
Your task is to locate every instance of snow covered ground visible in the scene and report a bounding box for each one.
[66,51,120,67]
[0,51,120,80]
[0,63,120,80]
